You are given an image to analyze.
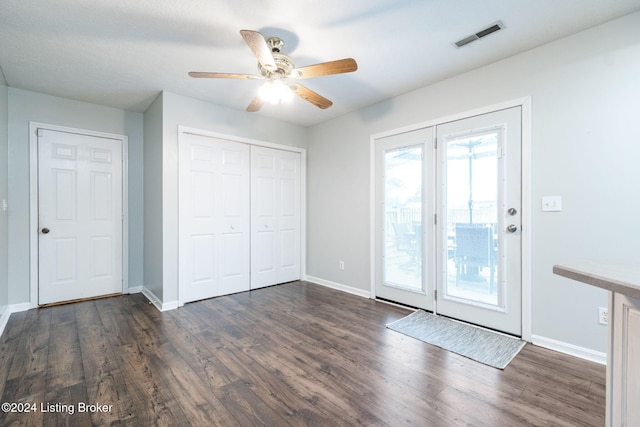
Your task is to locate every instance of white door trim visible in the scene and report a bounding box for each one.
[177,126,308,297]
[29,122,129,308]
[369,97,532,342]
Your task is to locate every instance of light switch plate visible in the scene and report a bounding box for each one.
[542,196,562,212]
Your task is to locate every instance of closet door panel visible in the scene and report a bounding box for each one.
[179,134,250,303]
[251,146,301,289]
[276,153,301,283]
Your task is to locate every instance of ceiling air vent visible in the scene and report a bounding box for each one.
[454,21,504,48]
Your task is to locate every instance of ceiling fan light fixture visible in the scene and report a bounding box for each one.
[190,30,358,112]
[258,79,293,105]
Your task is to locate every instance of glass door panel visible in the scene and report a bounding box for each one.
[384,145,423,291]
[374,127,434,311]
[445,132,499,306]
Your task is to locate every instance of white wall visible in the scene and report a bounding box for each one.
[148,91,308,307]
[307,12,640,354]
[7,88,145,305]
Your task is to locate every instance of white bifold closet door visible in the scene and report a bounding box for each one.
[179,133,251,303]
[250,146,301,289]
[179,133,301,304]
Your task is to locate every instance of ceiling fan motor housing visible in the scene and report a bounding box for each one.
[259,38,295,78]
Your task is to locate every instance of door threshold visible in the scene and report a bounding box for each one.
[39,293,122,308]
[375,297,430,312]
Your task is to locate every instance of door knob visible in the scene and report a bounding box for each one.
[506,224,518,233]
[41,227,50,234]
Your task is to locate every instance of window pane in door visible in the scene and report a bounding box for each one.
[445,132,499,306]
[384,146,423,291]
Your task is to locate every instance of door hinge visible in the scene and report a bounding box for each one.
[434,289,437,300]
[434,214,437,225]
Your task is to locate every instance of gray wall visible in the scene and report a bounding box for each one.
[0,84,8,317]
[143,93,164,300]
[307,12,640,353]
[147,91,308,305]
[7,88,145,305]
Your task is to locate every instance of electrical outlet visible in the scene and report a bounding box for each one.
[542,196,562,212]
[338,261,345,271]
[598,307,608,325]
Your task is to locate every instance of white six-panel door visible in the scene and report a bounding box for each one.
[179,133,251,303]
[38,129,123,305]
[250,146,301,289]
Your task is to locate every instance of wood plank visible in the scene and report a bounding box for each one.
[162,306,328,425]
[46,305,84,390]
[75,300,138,425]
[6,307,51,381]
[0,282,606,426]
[0,373,46,426]
[196,295,475,426]
[42,382,92,426]
[0,312,30,397]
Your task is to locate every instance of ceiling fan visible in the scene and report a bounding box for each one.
[189,30,358,112]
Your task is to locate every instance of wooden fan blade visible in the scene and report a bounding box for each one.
[240,29,276,71]
[246,95,264,112]
[293,58,357,79]
[188,72,262,79]
[289,84,333,109]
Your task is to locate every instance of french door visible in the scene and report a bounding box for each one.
[375,106,522,336]
[374,127,435,310]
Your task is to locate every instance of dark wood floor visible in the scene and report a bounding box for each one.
[0,281,605,426]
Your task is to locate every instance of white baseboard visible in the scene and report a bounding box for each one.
[305,276,371,299]
[0,307,11,339]
[141,287,179,312]
[9,302,34,313]
[127,285,143,294]
[531,334,606,365]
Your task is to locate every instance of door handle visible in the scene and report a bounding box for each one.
[41,227,50,234]
[507,208,517,216]
[506,224,518,233]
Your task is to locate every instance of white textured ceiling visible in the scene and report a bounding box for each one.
[2,0,640,126]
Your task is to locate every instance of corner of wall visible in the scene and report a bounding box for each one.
[142,91,165,302]
[0,83,9,323]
